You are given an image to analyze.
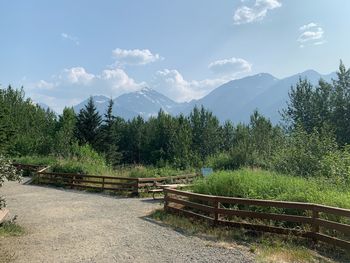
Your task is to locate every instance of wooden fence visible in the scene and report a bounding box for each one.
[35,171,198,195]
[36,172,139,194]
[164,188,350,250]
[13,163,47,172]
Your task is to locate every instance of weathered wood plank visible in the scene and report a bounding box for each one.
[0,209,9,224]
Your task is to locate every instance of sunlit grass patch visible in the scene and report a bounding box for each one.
[0,222,25,237]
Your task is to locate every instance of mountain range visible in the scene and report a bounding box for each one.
[73,70,336,124]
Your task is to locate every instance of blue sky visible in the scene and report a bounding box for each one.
[1,0,349,112]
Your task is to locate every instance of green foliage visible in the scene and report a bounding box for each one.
[283,61,350,146]
[190,106,221,161]
[97,99,122,167]
[193,169,350,209]
[14,155,57,166]
[318,145,350,185]
[206,111,283,170]
[271,127,337,177]
[0,86,57,156]
[0,155,21,208]
[55,107,77,157]
[51,144,111,175]
[76,96,102,148]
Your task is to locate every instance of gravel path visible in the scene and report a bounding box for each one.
[0,180,254,263]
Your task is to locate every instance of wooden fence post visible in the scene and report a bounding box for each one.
[102,177,105,190]
[72,175,76,189]
[135,178,140,196]
[214,197,219,226]
[312,206,319,245]
[164,189,168,211]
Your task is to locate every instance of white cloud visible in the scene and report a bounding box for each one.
[112,48,162,65]
[233,0,282,25]
[61,33,79,46]
[152,57,251,102]
[26,66,145,112]
[35,80,56,90]
[152,69,229,102]
[298,23,325,47]
[99,68,145,93]
[208,57,252,76]
[299,22,317,31]
[61,67,95,85]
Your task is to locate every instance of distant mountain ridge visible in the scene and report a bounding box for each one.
[73,70,336,123]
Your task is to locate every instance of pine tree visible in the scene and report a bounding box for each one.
[76,97,102,148]
[99,99,122,167]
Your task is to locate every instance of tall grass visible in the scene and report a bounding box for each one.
[192,169,350,209]
[14,155,192,178]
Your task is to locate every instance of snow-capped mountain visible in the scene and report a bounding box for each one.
[73,88,184,119]
[72,70,336,123]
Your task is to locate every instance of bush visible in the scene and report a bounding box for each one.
[318,145,350,185]
[271,128,337,177]
[0,155,21,208]
[51,145,111,175]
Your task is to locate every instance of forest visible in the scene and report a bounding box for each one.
[1,62,350,184]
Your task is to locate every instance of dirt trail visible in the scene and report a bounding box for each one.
[0,180,254,263]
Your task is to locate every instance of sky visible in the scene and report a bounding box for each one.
[1,0,350,112]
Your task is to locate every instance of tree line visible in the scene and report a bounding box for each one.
[1,62,350,181]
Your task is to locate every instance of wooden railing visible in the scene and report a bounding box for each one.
[164,188,350,250]
[35,171,199,195]
[36,172,140,195]
[137,174,199,188]
[13,163,47,172]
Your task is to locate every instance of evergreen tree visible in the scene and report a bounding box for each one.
[76,97,102,148]
[331,61,350,145]
[99,99,122,167]
[122,116,145,163]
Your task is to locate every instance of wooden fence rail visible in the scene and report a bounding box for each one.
[36,172,140,195]
[164,188,350,251]
[13,163,47,172]
[34,170,199,195]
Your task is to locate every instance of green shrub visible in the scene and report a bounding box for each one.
[206,153,234,170]
[271,128,337,177]
[318,145,350,185]
[50,144,112,175]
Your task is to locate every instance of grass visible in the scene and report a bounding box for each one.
[14,155,193,178]
[0,222,25,237]
[149,209,349,263]
[14,155,57,166]
[0,222,25,263]
[192,168,350,209]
